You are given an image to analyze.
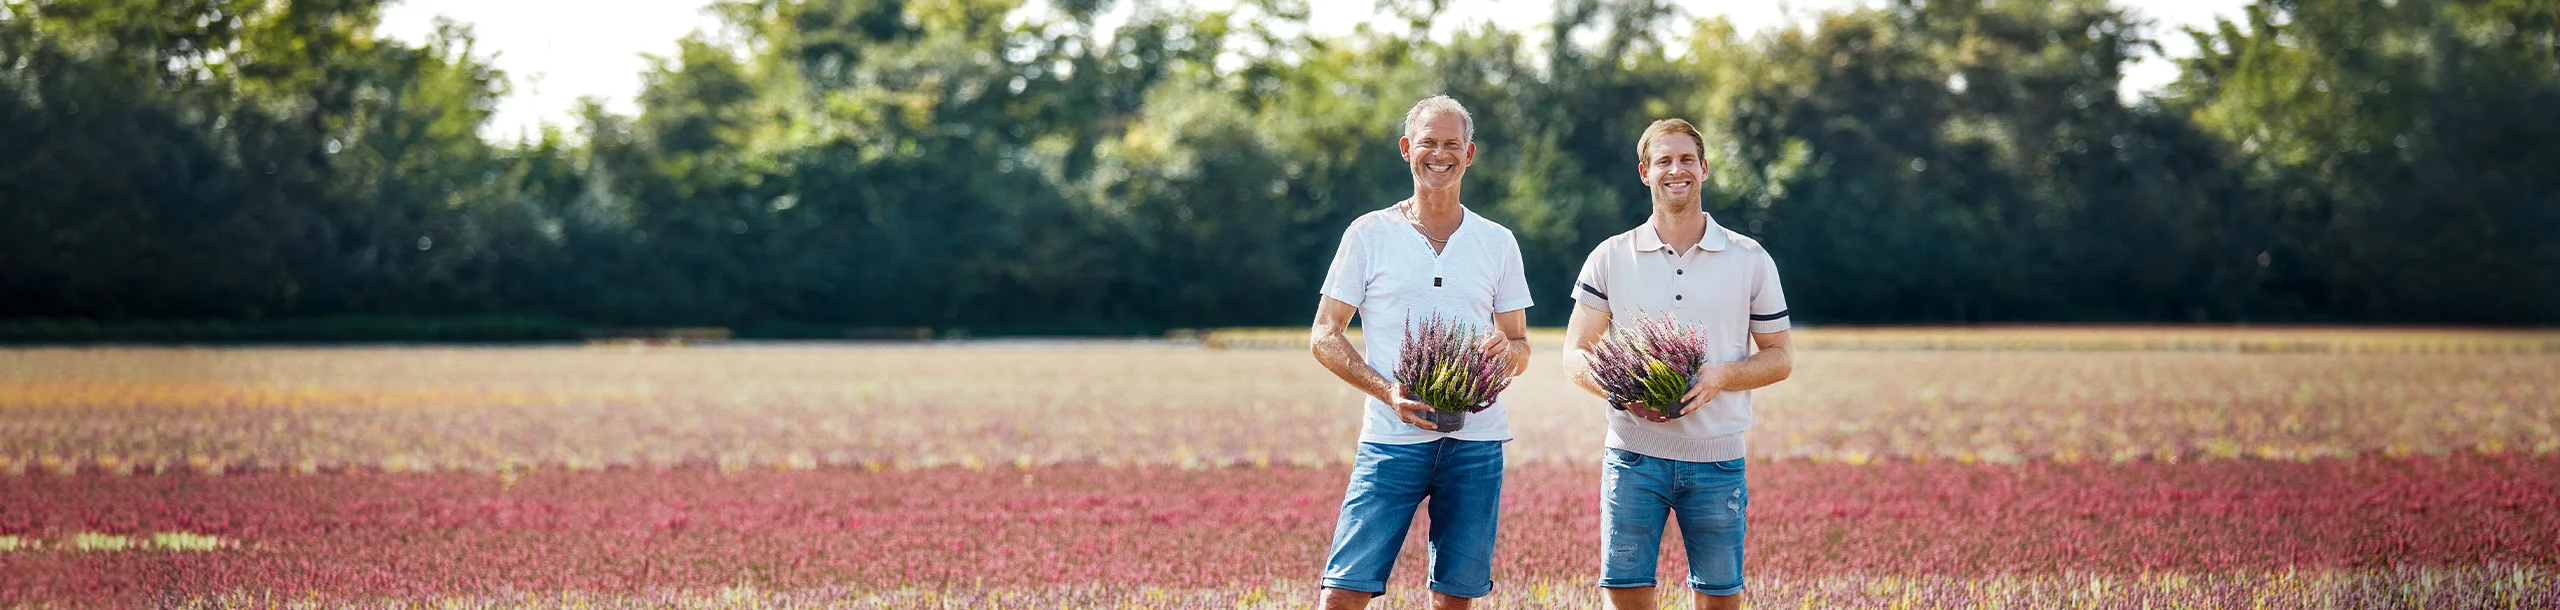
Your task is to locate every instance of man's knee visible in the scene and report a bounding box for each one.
[1602,585,1658,610]
[1318,586,1377,609]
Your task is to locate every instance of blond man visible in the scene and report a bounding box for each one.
[1562,119,1794,610]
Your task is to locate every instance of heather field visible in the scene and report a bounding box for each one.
[4,329,2559,608]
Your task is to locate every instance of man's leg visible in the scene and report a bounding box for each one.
[1673,457,1749,610]
[1598,448,1675,610]
[1422,439,1504,608]
[1605,587,1662,610]
[1317,588,1378,610]
[1692,589,1740,610]
[1320,442,1434,608]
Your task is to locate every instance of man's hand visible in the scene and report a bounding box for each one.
[1619,364,1725,423]
[1491,308,1531,378]
[1476,332,1530,377]
[1674,362,1728,417]
[1387,383,1440,431]
[1314,296,1432,429]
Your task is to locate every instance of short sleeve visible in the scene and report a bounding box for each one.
[1318,221,1369,307]
[1571,244,1611,312]
[1493,236,1535,313]
[1749,251,1791,333]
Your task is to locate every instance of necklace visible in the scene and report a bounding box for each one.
[1401,200,1454,244]
[1402,200,1455,287]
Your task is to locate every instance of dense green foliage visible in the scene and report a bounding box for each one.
[3,0,2553,335]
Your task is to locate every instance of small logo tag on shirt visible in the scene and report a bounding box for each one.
[1434,277,1443,287]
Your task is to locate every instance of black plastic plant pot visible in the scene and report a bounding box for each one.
[1656,396,1691,420]
[1619,395,1689,419]
[1422,409,1468,432]
[1405,392,1473,432]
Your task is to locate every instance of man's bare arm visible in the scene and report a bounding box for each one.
[1311,297,1395,401]
[1489,308,1531,377]
[1684,330,1793,406]
[1566,302,1676,421]
[1561,303,1613,399]
[1311,296,1442,429]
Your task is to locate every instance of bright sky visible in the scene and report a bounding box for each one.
[377,0,2253,142]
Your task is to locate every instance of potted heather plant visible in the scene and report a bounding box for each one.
[1395,314,1520,432]
[1587,313,1711,419]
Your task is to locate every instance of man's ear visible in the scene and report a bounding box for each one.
[1398,136,1413,160]
[1463,142,1479,165]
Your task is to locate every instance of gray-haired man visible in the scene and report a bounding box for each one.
[1309,95,1533,609]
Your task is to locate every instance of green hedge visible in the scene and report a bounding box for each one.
[0,316,592,344]
[0,317,1187,344]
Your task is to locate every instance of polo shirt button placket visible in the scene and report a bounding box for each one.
[1667,251,1685,300]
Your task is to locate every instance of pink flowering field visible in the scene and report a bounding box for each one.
[2,331,2557,608]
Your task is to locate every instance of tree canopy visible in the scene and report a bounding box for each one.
[3,0,2553,336]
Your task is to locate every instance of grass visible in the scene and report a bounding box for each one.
[1,328,2554,607]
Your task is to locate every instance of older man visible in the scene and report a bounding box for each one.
[1307,95,1533,609]
[1562,118,1794,610]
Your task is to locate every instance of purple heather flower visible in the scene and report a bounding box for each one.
[1396,314,1518,414]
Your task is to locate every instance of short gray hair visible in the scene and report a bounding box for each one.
[1402,95,1474,143]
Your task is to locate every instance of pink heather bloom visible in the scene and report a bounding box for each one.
[1587,313,1710,413]
[1395,314,1516,414]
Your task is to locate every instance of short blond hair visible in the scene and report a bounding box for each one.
[1636,118,1706,163]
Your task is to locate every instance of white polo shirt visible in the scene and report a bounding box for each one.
[1320,203,1535,444]
[1571,215,1789,462]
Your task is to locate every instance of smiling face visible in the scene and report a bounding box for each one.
[1400,110,1474,193]
[1638,127,1707,210]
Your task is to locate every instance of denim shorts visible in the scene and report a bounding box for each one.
[1320,438,1505,598]
[1597,448,1748,595]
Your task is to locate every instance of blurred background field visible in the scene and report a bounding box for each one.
[5,327,2556,473]
[3,329,2558,607]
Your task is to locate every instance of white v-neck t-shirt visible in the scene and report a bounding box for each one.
[1319,203,1535,444]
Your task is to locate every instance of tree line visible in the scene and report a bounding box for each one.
[2,0,2553,338]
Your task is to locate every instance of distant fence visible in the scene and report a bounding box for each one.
[842,327,935,341]
[579,327,734,347]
